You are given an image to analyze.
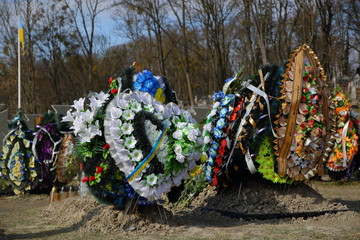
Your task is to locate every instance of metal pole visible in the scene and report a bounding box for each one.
[18,16,21,109]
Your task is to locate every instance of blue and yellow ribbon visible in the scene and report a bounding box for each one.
[126,123,168,182]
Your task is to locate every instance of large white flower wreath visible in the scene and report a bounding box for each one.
[104,91,202,201]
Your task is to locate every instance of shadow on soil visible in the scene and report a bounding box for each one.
[329,199,360,213]
[4,208,101,239]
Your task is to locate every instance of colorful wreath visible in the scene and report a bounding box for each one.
[62,89,129,206]
[54,131,79,184]
[32,112,62,191]
[275,44,331,181]
[0,110,40,194]
[64,66,195,205]
[203,65,285,187]
[104,91,202,201]
[326,88,359,171]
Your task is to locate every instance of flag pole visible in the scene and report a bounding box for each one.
[18,16,21,109]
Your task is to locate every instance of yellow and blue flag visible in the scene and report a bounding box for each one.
[18,19,25,55]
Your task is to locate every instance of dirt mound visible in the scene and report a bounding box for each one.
[189,179,348,215]
[43,179,350,234]
[43,196,174,234]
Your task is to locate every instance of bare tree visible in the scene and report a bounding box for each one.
[62,0,112,94]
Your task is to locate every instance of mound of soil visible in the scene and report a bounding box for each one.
[43,179,350,234]
[189,179,348,215]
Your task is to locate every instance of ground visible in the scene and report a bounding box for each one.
[0,181,359,240]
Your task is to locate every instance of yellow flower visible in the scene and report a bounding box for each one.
[154,88,165,103]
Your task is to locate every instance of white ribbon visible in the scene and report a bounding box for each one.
[246,84,279,138]
[225,74,278,174]
[341,120,350,167]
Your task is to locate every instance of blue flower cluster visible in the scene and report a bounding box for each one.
[212,91,224,102]
[133,70,160,96]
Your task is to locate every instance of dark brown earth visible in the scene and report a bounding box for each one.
[0,180,359,240]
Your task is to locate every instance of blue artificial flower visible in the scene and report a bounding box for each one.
[221,94,235,106]
[207,156,214,166]
[216,118,226,129]
[209,147,218,158]
[133,81,142,90]
[213,127,223,138]
[210,141,220,150]
[144,79,154,90]
[219,108,228,118]
[212,91,224,102]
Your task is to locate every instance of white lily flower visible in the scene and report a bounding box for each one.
[95,91,110,102]
[73,97,85,112]
[81,109,94,123]
[71,117,86,135]
[62,111,74,122]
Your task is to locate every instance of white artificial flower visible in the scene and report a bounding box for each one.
[144,104,154,113]
[154,103,165,115]
[123,110,135,120]
[146,173,158,186]
[110,107,123,119]
[176,122,187,129]
[340,110,347,116]
[121,123,134,135]
[89,96,103,111]
[130,101,142,112]
[309,87,317,94]
[78,124,101,143]
[130,149,143,162]
[187,128,200,142]
[125,136,137,149]
[183,111,195,123]
[176,153,185,163]
[89,121,102,136]
[203,135,211,144]
[172,129,183,140]
[111,119,123,129]
[73,97,85,112]
[203,123,213,133]
[116,98,128,109]
[95,91,110,103]
[62,111,74,122]
[335,96,343,101]
[81,109,94,123]
[174,144,182,154]
[71,117,86,135]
